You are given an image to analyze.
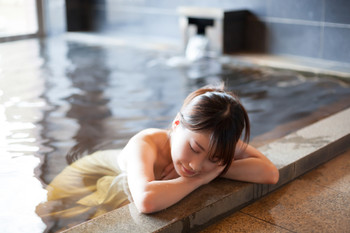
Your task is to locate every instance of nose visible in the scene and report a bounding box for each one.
[189,157,204,173]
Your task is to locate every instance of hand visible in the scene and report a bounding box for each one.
[160,163,179,180]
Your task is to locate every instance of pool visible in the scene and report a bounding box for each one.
[1,35,350,233]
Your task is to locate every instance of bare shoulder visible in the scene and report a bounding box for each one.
[120,128,169,166]
[131,128,169,146]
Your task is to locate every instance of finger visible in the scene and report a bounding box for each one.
[164,163,174,173]
[163,168,177,180]
[160,163,174,178]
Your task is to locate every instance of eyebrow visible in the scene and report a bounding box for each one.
[194,140,206,152]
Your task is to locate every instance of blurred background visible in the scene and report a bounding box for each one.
[0,0,349,64]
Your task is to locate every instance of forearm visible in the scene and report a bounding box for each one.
[131,176,202,213]
[223,143,279,184]
[221,157,279,184]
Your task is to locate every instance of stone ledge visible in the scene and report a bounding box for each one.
[64,107,350,233]
[225,54,350,79]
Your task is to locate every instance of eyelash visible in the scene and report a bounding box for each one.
[189,144,220,163]
[189,144,199,154]
[209,157,220,163]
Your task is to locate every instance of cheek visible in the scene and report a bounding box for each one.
[202,160,219,172]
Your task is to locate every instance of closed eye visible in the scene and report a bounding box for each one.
[189,143,200,154]
[209,156,220,163]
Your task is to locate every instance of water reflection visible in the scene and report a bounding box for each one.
[64,44,112,162]
[0,39,48,233]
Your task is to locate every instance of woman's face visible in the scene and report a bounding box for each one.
[170,123,219,177]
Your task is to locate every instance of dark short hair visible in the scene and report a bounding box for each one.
[179,86,250,175]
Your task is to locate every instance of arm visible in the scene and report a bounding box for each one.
[124,132,222,214]
[221,141,279,184]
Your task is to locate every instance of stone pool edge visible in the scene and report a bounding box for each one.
[64,107,350,233]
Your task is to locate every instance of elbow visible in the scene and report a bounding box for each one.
[134,192,158,214]
[267,166,280,184]
[266,165,279,184]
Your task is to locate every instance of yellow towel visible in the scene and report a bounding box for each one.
[36,150,131,221]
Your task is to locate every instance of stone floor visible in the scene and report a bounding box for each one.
[201,148,350,233]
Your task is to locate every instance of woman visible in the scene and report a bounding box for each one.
[37,85,279,224]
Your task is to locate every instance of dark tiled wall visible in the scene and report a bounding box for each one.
[262,0,350,64]
[80,0,350,64]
